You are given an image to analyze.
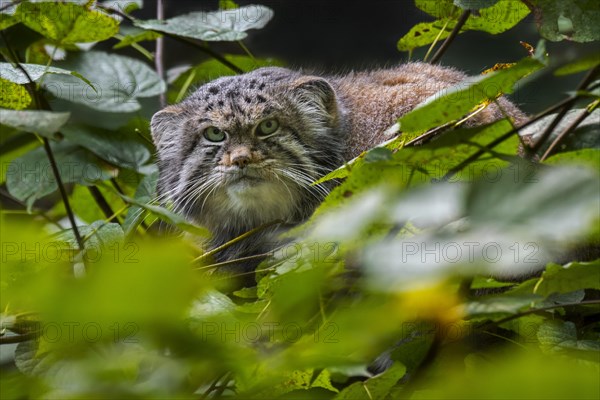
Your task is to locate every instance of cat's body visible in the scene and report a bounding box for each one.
[151,63,527,279]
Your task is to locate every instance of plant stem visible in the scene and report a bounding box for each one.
[429,10,471,64]
[87,186,118,223]
[193,219,284,263]
[155,0,166,107]
[442,94,583,181]
[478,299,600,329]
[42,138,85,251]
[529,65,600,155]
[0,30,85,253]
[540,100,598,161]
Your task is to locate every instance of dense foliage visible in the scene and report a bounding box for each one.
[1,0,599,399]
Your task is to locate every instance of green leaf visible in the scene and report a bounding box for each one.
[535,260,600,296]
[399,0,530,51]
[0,12,19,30]
[537,320,600,358]
[398,58,544,133]
[6,142,113,210]
[15,2,119,44]
[465,294,542,317]
[134,5,274,41]
[100,0,143,14]
[333,363,406,400]
[545,148,600,171]
[44,51,165,112]
[529,0,600,42]
[57,221,125,255]
[117,193,210,237]
[0,78,31,110]
[554,52,600,76]
[113,29,162,49]
[0,109,70,138]
[219,0,239,10]
[60,124,152,172]
[0,62,76,85]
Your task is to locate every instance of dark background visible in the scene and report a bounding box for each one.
[128,0,595,114]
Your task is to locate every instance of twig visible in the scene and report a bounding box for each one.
[0,332,38,345]
[540,100,598,161]
[155,0,166,107]
[442,94,583,181]
[0,0,22,13]
[429,10,471,64]
[194,252,273,270]
[477,299,600,330]
[201,371,231,399]
[193,219,284,263]
[1,30,85,253]
[529,65,600,155]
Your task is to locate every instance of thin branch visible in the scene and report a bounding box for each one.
[0,332,38,345]
[193,219,284,263]
[429,10,471,64]
[0,0,23,13]
[194,252,273,270]
[0,30,85,252]
[478,299,600,329]
[155,0,166,107]
[87,186,118,223]
[540,100,598,161]
[442,93,583,181]
[529,65,600,155]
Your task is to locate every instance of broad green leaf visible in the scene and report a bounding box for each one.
[0,12,18,30]
[57,221,125,256]
[134,5,274,41]
[113,29,162,49]
[15,2,119,44]
[6,142,113,210]
[535,260,600,296]
[468,165,600,241]
[44,51,165,112]
[465,294,542,317]
[60,124,152,172]
[537,320,600,358]
[398,58,544,133]
[334,363,406,400]
[529,0,600,42]
[399,0,529,51]
[0,109,70,138]
[0,78,31,110]
[554,52,600,76]
[0,62,86,86]
[545,148,600,171]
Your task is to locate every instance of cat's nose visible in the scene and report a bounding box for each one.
[230,147,252,168]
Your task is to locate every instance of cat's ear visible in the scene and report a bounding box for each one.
[151,105,184,151]
[291,76,338,124]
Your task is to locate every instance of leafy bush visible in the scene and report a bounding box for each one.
[1,0,599,399]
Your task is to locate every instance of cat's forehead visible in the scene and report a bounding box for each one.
[184,67,299,121]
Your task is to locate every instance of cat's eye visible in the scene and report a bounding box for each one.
[256,119,279,136]
[203,126,226,142]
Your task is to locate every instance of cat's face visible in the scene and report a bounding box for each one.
[151,67,345,230]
